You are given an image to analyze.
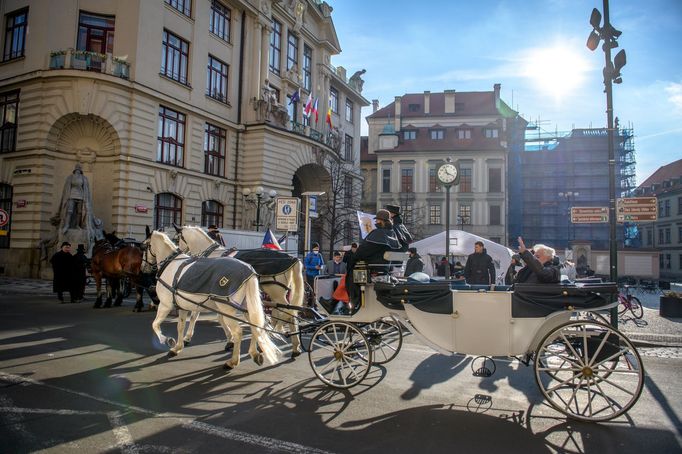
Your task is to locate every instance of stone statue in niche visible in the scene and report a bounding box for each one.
[54,163,98,254]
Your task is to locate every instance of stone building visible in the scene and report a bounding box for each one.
[362,86,527,243]
[0,0,367,277]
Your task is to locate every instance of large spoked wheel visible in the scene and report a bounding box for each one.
[308,321,372,389]
[362,316,403,364]
[534,320,644,422]
[628,296,644,319]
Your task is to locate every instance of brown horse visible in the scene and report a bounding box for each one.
[90,230,157,311]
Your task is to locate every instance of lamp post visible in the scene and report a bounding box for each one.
[301,191,325,253]
[587,0,626,328]
[558,191,579,249]
[242,186,277,232]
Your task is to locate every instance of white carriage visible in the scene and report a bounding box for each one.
[306,260,644,423]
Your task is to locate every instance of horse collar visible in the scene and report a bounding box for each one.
[156,248,184,278]
[201,243,221,257]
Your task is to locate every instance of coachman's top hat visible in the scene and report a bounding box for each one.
[385,205,401,215]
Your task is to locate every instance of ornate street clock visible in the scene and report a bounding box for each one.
[437,162,459,186]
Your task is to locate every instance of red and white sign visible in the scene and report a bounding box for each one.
[0,208,9,227]
[134,205,149,213]
[15,199,27,208]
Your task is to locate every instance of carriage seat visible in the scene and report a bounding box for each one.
[511,282,617,318]
[374,281,452,314]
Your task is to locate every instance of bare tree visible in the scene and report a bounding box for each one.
[313,150,362,259]
[396,192,428,242]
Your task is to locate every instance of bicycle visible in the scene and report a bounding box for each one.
[617,285,644,319]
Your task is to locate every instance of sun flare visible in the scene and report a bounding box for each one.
[522,45,592,100]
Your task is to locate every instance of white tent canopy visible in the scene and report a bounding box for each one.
[410,230,514,283]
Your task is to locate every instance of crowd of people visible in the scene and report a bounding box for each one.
[50,241,88,304]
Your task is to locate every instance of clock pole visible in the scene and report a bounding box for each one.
[445,183,451,279]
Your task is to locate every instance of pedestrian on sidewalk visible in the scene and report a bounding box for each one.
[50,242,76,303]
[72,244,88,302]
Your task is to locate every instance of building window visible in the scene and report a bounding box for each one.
[155,193,182,229]
[664,253,671,269]
[77,12,114,55]
[344,176,353,208]
[488,168,502,193]
[679,226,682,244]
[201,200,224,228]
[303,44,312,92]
[484,128,499,138]
[665,227,671,244]
[3,8,28,61]
[286,94,297,123]
[344,134,353,161]
[459,167,472,193]
[0,183,11,248]
[382,168,391,193]
[457,129,471,139]
[663,199,670,217]
[165,0,191,17]
[489,205,501,225]
[345,99,353,123]
[209,1,230,42]
[429,205,441,225]
[458,204,472,225]
[204,123,226,177]
[429,167,442,192]
[330,87,338,113]
[161,30,189,85]
[430,129,444,140]
[408,104,420,112]
[402,204,413,225]
[206,55,229,102]
[269,19,281,75]
[401,168,413,192]
[157,106,185,167]
[0,90,19,153]
[403,130,416,140]
[646,229,652,246]
[286,32,298,71]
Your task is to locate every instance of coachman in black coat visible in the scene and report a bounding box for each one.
[50,242,76,302]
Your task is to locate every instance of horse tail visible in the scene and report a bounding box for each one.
[244,276,280,365]
[291,260,305,308]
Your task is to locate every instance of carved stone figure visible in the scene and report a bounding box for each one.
[54,163,98,253]
[349,69,366,93]
[261,79,278,120]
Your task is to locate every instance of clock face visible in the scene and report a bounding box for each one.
[437,163,458,184]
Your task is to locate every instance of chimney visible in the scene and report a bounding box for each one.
[394,96,401,132]
[444,90,456,114]
[424,91,430,115]
[494,83,501,109]
[372,99,379,113]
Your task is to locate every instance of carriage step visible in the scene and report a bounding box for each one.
[471,356,496,377]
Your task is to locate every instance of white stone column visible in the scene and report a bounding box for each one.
[259,21,270,92]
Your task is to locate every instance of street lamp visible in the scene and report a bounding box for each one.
[558,191,579,249]
[242,186,277,232]
[587,0,626,328]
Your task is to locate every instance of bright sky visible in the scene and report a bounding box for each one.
[329,0,682,184]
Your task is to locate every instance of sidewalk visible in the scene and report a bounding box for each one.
[1,276,680,346]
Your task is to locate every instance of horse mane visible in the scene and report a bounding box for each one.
[155,230,179,251]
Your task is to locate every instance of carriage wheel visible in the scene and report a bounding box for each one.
[362,317,403,364]
[308,321,372,389]
[534,320,644,422]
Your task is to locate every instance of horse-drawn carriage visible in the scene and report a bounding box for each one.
[143,228,644,423]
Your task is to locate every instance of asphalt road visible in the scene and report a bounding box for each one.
[0,293,680,453]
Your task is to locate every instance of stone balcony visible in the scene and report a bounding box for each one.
[49,49,130,80]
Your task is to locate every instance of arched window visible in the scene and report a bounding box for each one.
[0,183,12,248]
[154,192,182,229]
[201,200,224,228]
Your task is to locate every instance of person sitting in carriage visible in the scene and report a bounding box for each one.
[345,209,402,307]
[514,237,560,284]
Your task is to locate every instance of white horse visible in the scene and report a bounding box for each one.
[174,225,306,358]
[142,230,279,369]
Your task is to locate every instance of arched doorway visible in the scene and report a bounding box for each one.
[292,163,329,255]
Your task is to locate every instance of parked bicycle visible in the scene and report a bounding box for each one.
[618,285,644,319]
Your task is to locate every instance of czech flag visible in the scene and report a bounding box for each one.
[303,94,313,117]
[312,97,319,123]
[262,229,282,250]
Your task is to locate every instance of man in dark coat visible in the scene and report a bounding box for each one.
[50,242,76,303]
[342,242,357,266]
[514,237,560,284]
[385,205,412,252]
[346,209,401,304]
[72,244,89,302]
[505,254,522,285]
[463,241,496,285]
[404,247,425,276]
[207,225,226,246]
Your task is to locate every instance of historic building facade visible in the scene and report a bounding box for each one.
[0,0,367,277]
[362,86,527,243]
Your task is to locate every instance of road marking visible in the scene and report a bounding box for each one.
[1,372,335,453]
[0,395,41,448]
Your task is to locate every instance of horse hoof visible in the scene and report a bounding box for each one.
[291,351,301,359]
[223,363,233,371]
[224,342,234,351]
[167,351,177,358]
[184,340,191,345]
[253,354,264,366]
[166,338,177,348]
